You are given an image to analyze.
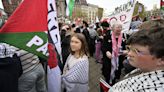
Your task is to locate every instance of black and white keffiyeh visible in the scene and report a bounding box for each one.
[111,69,164,92]
[62,55,89,92]
[0,43,15,58]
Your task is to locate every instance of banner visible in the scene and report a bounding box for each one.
[47,0,61,92]
[106,0,136,33]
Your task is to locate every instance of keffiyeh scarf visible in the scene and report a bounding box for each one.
[111,69,164,92]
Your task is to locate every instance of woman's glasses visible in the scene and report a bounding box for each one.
[126,45,150,56]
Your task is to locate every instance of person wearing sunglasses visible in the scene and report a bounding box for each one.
[110,19,164,92]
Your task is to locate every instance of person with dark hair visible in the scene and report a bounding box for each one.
[75,27,81,33]
[101,21,110,35]
[61,24,74,68]
[110,19,164,92]
[82,21,93,56]
[71,23,76,32]
[82,21,88,28]
[62,33,89,92]
[95,22,100,31]
[71,23,76,28]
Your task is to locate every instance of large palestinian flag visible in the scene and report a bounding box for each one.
[0,0,62,91]
[0,0,48,59]
[0,0,61,60]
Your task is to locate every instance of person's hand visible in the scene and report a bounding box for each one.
[106,51,112,59]
[119,50,129,56]
[122,50,128,55]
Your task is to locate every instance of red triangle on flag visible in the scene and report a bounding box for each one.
[0,0,48,33]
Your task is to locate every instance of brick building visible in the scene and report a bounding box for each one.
[73,0,103,23]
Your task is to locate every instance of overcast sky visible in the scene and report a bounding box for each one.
[0,1,4,9]
[87,0,160,13]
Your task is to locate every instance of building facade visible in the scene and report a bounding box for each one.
[2,0,104,24]
[2,0,22,17]
[73,0,103,23]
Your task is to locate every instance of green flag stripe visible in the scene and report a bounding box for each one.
[161,6,164,10]
[0,32,48,59]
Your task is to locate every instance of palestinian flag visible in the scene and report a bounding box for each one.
[0,0,62,91]
[0,0,62,61]
[66,0,75,16]
[0,0,48,59]
[161,0,164,10]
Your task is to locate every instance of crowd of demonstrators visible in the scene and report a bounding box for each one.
[101,22,128,86]
[1,15,164,92]
[111,19,164,92]
[0,43,47,92]
[62,33,89,92]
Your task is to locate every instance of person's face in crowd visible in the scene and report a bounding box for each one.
[127,44,159,72]
[70,36,82,53]
[113,25,122,35]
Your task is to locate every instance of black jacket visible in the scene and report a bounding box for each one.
[101,31,128,80]
[0,54,22,92]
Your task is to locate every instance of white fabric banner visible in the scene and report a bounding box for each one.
[47,0,62,92]
[107,1,136,33]
[48,0,62,61]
